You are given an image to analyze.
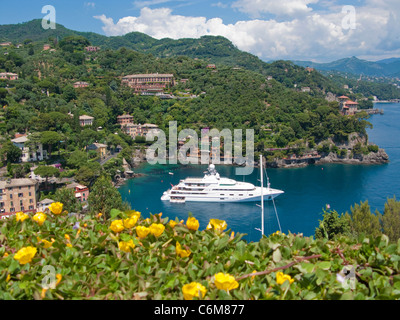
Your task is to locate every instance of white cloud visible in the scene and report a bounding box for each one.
[84,2,95,8]
[211,2,229,9]
[231,0,319,18]
[94,3,400,62]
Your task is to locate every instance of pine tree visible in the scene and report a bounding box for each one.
[381,197,400,242]
[348,201,381,238]
[88,174,126,218]
[315,209,351,240]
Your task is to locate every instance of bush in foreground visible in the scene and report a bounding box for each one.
[1,205,400,300]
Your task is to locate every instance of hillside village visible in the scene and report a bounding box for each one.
[0,23,395,220]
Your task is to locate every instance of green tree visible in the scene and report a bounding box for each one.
[0,141,22,164]
[67,150,88,169]
[88,174,125,218]
[315,209,351,240]
[62,85,77,102]
[348,201,382,238]
[380,197,400,242]
[75,162,102,186]
[40,131,62,156]
[54,187,82,213]
[34,165,60,189]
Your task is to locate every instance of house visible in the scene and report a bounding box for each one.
[301,87,311,92]
[43,44,51,50]
[122,123,160,139]
[85,46,100,52]
[121,73,174,94]
[87,143,108,158]
[0,42,12,46]
[74,81,89,88]
[117,114,134,126]
[338,96,359,115]
[342,101,359,115]
[206,64,216,69]
[37,198,54,212]
[66,183,90,203]
[79,115,94,126]
[0,72,18,80]
[11,135,47,163]
[0,178,39,218]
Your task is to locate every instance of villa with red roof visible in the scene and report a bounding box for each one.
[338,96,359,115]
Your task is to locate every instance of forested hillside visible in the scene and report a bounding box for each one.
[0,19,385,176]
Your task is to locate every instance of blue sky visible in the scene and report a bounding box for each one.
[1,0,399,62]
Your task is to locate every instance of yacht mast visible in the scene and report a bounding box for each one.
[260,154,264,236]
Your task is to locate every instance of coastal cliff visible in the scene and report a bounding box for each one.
[265,132,389,168]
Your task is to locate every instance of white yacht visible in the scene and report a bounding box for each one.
[161,164,284,203]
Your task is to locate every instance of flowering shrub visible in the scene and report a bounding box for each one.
[1,207,400,300]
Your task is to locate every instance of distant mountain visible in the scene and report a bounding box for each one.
[3,19,399,99]
[0,19,269,75]
[293,56,400,77]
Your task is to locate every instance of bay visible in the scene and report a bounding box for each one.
[118,102,400,243]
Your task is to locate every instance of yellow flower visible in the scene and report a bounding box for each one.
[56,274,62,286]
[64,234,70,241]
[186,217,199,231]
[169,220,178,228]
[129,210,141,219]
[124,215,139,229]
[32,212,47,226]
[214,272,239,291]
[118,239,136,253]
[136,226,150,239]
[49,202,63,215]
[6,274,11,282]
[206,219,227,232]
[182,282,207,300]
[176,242,191,258]
[16,211,29,222]
[40,239,54,249]
[3,252,9,258]
[97,213,103,218]
[41,288,48,299]
[66,243,73,248]
[110,220,125,233]
[276,272,294,285]
[14,246,37,265]
[149,223,165,237]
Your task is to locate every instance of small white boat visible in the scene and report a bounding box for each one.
[161,164,284,203]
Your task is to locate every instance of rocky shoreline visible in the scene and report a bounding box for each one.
[266,148,389,169]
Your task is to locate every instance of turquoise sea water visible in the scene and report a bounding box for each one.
[118,103,400,242]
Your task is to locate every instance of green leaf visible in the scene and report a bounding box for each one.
[272,249,282,263]
[316,261,331,270]
[110,209,122,219]
[297,262,315,274]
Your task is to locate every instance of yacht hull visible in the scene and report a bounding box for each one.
[161,188,284,203]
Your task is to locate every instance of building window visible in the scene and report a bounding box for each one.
[29,205,34,210]
[18,193,23,197]
[10,208,15,212]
